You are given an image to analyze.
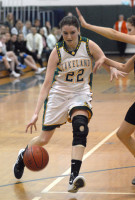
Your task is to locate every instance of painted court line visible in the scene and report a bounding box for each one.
[41,128,118,193]
[44,191,135,195]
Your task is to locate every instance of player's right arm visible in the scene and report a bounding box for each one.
[105,55,135,73]
[93,54,135,74]
[26,47,59,133]
[76,7,135,45]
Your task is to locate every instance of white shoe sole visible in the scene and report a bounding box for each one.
[68,176,86,193]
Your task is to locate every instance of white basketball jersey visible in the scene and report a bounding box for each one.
[52,36,94,93]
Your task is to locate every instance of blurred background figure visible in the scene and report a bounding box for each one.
[22,21,32,39]
[67,12,73,16]
[26,26,44,68]
[11,20,23,35]
[15,33,46,74]
[45,27,58,62]
[4,12,14,31]
[42,21,52,38]
[114,14,128,56]
[34,19,41,33]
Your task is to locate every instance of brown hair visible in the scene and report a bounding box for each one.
[127,15,135,27]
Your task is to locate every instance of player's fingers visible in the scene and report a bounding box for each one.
[115,73,118,79]
[30,125,33,134]
[110,74,113,82]
[120,73,125,77]
[76,7,80,16]
[93,63,98,73]
[34,123,37,131]
[93,62,101,73]
[25,124,30,133]
[120,72,128,77]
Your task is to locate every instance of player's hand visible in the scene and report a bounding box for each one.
[26,114,38,134]
[93,56,106,73]
[76,7,88,28]
[110,67,127,82]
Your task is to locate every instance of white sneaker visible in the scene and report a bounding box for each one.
[68,175,86,193]
[35,67,46,74]
[10,71,20,78]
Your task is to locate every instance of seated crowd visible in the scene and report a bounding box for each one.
[0,12,61,78]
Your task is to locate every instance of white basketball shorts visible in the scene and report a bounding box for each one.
[42,88,93,131]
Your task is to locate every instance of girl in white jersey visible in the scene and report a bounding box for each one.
[13,15,125,193]
[76,7,135,185]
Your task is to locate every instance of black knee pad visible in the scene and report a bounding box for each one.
[72,115,89,147]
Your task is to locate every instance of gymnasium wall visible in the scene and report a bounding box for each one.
[1,0,129,7]
[1,0,135,53]
[41,5,135,54]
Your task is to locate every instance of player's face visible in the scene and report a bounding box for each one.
[127,22,135,35]
[61,25,80,48]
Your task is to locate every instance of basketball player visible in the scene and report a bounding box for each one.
[13,15,125,193]
[76,7,135,184]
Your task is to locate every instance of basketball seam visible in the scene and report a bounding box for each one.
[31,146,40,169]
[24,149,34,170]
[41,147,49,168]
[40,147,44,168]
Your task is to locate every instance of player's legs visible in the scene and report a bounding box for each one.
[28,129,55,147]
[68,109,89,193]
[117,102,135,155]
[117,120,135,155]
[117,121,135,185]
[13,129,55,179]
[71,109,88,160]
[116,102,135,184]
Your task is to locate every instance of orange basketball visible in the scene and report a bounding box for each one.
[23,146,49,171]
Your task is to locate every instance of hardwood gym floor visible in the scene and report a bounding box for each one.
[0,55,135,200]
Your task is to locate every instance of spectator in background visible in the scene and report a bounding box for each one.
[39,28,47,50]
[15,33,46,74]
[67,12,73,16]
[0,34,20,78]
[26,26,44,68]
[4,12,14,31]
[0,25,6,34]
[34,19,41,33]
[6,34,17,51]
[42,21,52,38]
[46,27,57,49]
[4,33,25,73]
[5,26,10,34]
[11,20,23,35]
[5,32,12,51]
[22,21,32,39]
[55,28,61,41]
[114,14,128,56]
[45,27,58,62]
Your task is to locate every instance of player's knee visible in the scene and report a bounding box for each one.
[117,129,130,142]
[116,129,123,141]
[72,115,89,147]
